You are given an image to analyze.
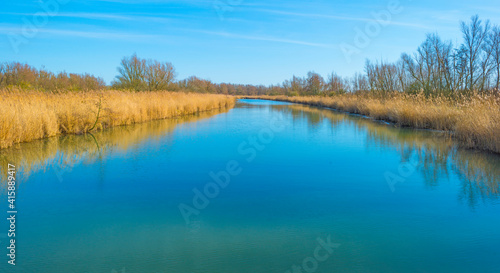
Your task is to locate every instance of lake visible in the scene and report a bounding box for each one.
[0,99,499,273]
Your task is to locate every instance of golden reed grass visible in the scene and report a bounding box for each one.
[244,93,500,154]
[0,89,235,149]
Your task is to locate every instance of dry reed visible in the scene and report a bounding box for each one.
[244,93,500,154]
[0,89,235,149]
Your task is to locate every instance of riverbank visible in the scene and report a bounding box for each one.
[0,90,235,149]
[242,94,500,154]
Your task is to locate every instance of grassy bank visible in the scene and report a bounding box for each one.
[0,89,235,149]
[243,94,500,154]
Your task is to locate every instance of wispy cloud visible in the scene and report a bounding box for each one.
[0,26,162,41]
[81,0,212,4]
[0,23,330,48]
[251,8,432,29]
[0,11,188,24]
[57,12,134,21]
[187,29,333,48]
[84,0,285,6]
[0,12,133,21]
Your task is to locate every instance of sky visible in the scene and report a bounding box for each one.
[1,0,500,86]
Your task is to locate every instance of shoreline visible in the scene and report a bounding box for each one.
[240,97,447,132]
[240,95,500,154]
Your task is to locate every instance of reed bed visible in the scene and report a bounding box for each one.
[244,93,500,154]
[0,89,235,148]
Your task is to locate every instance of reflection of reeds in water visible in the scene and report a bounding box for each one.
[269,103,500,207]
[0,108,230,192]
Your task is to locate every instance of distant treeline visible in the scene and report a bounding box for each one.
[0,62,106,92]
[109,53,273,94]
[2,15,499,97]
[112,15,500,97]
[246,15,499,97]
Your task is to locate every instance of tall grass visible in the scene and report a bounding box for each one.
[244,93,500,154]
[0,89,235,149]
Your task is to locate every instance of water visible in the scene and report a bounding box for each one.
[1,99,499,273]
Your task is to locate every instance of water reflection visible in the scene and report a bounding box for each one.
[0,108,230,191]
[453,150,500,208]
[268,103,500,208]
[1,101,499,208]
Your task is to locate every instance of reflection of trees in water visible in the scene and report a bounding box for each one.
[270,103,500,208]
[362,124,455,189]
[269,104,325,130]
[3,101,497,208]
[0,109,229,191]
[452,150,500,208]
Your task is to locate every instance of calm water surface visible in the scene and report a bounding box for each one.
[1,99,499,273]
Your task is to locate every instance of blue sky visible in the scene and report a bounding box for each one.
[1,0,500,85]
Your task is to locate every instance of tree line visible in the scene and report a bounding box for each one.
[366,15,500,97]
[111,54,273,94]
[0,62,106,92]
[112,15,499,97]
[274,15,499,97]
[2,15,498,97]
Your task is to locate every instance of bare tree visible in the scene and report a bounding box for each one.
[489,26,500,91]
[0,63,5,87]
[351,72,369,92]
[365,60,400,95]
[145,60,176,91]
[113,54,177,91]
[182,76,215,93]
[402,34,462,95]
[461,15,491,92]
[326,72,347,94]
[291,75,305,95]
[114,54,147,91]
[305,72,324,95]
